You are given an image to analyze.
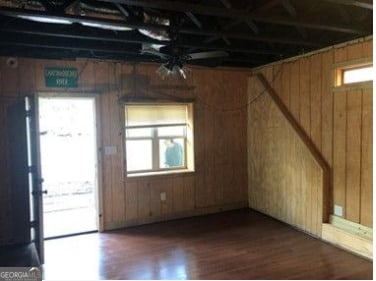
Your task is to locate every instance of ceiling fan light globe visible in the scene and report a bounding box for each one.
[156,64,170,79]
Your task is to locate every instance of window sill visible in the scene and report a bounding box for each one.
[332,81,373,92]
[125,169,195,180]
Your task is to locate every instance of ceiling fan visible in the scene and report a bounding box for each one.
[139,12,229,79]
[141,45,229,79]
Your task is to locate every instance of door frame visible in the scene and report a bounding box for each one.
[37,92,104,233]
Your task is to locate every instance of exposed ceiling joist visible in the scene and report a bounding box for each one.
[0,0,371,70]
[0,8,323,47]
[0,19,285,56]
[97,0,368,34]
[323,0,373,10]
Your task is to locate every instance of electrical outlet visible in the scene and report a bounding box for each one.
[334,204,343,217]
[160,192,166,201]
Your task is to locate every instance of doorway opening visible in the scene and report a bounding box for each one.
[38,96,99,238]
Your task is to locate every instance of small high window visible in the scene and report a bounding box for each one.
[334,60,373,88]
[343,65,373,84]
[124,103,194,176]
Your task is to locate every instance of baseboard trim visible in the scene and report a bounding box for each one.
[104,201,248,230]
[322,216,373,260]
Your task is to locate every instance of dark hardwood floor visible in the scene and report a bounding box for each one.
[42,209,372,280]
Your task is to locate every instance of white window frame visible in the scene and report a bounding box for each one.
[124,102,194,177]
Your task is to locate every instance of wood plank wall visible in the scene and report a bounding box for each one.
[248,74,327,237]
[0,58,248,245]
[247,37,373,237]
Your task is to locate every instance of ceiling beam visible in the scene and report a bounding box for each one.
[114,3,130,18]
[323,0,372,10]
[98,0,368,34]
[185,12,202,29]
[0,9,322,47]
[0,18,285,56]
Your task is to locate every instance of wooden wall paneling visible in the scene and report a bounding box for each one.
[192,75,205,209]
[332,46,348,216]
[309,54,322,151]
[289,61,300,123]
[309,53,322,233]
[248,75,267,212]
[203,72,219,207]
[332,91,347,216]
[280,63,291,109]
[345,90,362,223]
[263,66,278,214]
[346,40,364,60]
[0,57,19,96]
[18,59,36,95]
[137,181,151,218]
[172,176,185,213]
[149,178,174,217]
[299,57,311,232]
[321,51,334,168]
[34,60,46,91]
[77,60,95,92]
[362,40,372,57]
[160,179,173,215]
[183,175,195,211]
[249,73,330,237]
[125,181,138,221]
[108,63,125,223]
[150,180,162,217]
[213,111,226,205]
[299,57,311,136]
[97,63,113,224]
[272,64,282,101]
[360,88,372,227]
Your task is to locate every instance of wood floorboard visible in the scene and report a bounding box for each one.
[41,209,372,280]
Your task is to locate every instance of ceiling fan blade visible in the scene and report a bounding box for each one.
[141,49,170,60]
[186,51,229,60]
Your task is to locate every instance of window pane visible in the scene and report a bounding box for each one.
[126,140,152,171]
[159,138,185,168]
[126,128,152,138]
[343,66,373,84]
[158,126,185,137]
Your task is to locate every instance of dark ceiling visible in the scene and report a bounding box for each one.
[0,0,373,69]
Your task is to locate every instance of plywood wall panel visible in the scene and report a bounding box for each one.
[247,73,326,237]
[333,92,347,213]
[362,40,373,57]
[125,182,138,221]
[360,89,373,227]
[280,63,291,109]
[0,58,19,96]
[345,90,362,222]
[309,54,322,152]
[18,59,36,95]
[299,57,311,137]
[248,37,372,236]
[290,61,300,122]
[321,51,334,168]
[137,181,151,218]
[0,57,247,244]
[100,93,114,224]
